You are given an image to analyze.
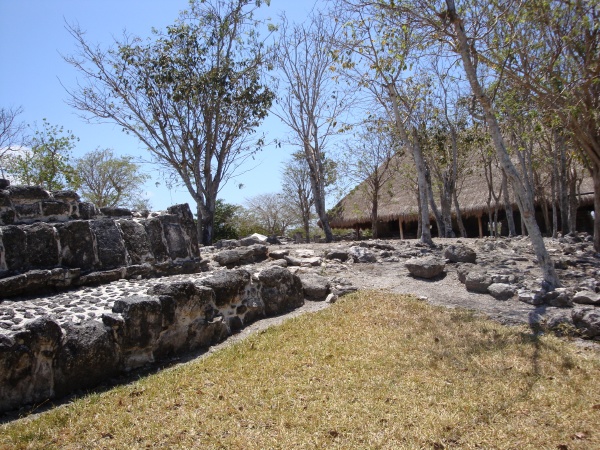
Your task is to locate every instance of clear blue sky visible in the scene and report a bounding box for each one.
[0,0,321,211]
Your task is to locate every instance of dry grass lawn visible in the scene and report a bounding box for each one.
[1,291,599,449]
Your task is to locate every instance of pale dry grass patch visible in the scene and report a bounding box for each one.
[1,291,599,449]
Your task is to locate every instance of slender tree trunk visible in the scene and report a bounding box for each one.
[593,164,600,251]
[556,131,570,233]
[201,200,216,246]
[303,214,311,243]
[568,170,578,233]
[446,0,559,287]
[371,190,379,239]
[441,176,455,237]
[551,167,558,238]
[386,83,433,245]
[305,144,333,243]
[416,190,423,239]
[196,203,203,245]
[425,166,443,237]
[453,190,467,237]
[412,129,434,245]
[502,170,516,236]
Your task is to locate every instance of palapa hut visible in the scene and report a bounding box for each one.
[328,152,595,239]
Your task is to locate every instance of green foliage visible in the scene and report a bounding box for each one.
[213,199,242,241]
[65,0,275,245]
[76,148,150,209]
[5,119,79,191]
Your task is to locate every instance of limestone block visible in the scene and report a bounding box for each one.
[257,266,304,316]
[111,296,163,369]
[90,219,127,270]
[25,222,59,269]
[143,217,169,262]
[0,317,62,413]
[201,270,251,306]
[78,202,100,220]
[118,219,155,265]
[1,225,26,271]
[167,204,199,258]
[57,220,96,270]
[54,320,120,396]
[41,201,70,219]
[100,206,132,217]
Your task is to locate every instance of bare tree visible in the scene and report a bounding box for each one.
[245,192,296,236]
[340,119,401,238]
[0,106,27,177]
[64,0,274,244]
[334,0,436,245]
[281,153,314,243]
[368,0,559,286]
[274,13,348,243]
[76,148,150,209]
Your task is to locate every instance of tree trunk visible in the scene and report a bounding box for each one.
[446,0,559,287]
[453,190,467,238]
[196,203,203,245]
[416,190,423,239]
[303,215,311,243]
[425,166,443,237]
[502,170,516,236]
[551,167,558,238]
[593,164,600,252]
[371,190,379,239]
[412,129,434,245]
[568,169,578,233]
[441,176,455,238]
[556,130,570,233]
[201,197,216,246]
[305,145,333,243]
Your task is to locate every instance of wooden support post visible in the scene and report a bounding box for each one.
[399,218,404,240]
[478,215,483,238]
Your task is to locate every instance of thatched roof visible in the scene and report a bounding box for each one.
[328,151,595,229]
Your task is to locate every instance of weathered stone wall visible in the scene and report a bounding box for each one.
[0,186,94,226]
[0,187,202,298]
[0,266,304,413]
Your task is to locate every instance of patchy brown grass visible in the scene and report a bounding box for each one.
[1,291,599,449]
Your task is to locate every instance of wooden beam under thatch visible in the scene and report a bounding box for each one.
[328,151,595,230]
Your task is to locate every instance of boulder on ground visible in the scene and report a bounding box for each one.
[444,244,477,263]
[349,246,377,263]
[240,233,268,246]
[325,249,349,262]
[572,308,600,339]
[405,256,445,279]
[573,290,600,306]
[456,263,476,283]
[465,271,492,293]
[298,273,331,301]
[487,283,515,300]
[269,249,289,260]
[215,239,240,250]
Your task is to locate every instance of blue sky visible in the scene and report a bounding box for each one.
[0,0,322,211]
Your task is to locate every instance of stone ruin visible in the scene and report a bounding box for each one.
[0,186,311,413]
[1,184,599,415]
[0,186,203,298]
